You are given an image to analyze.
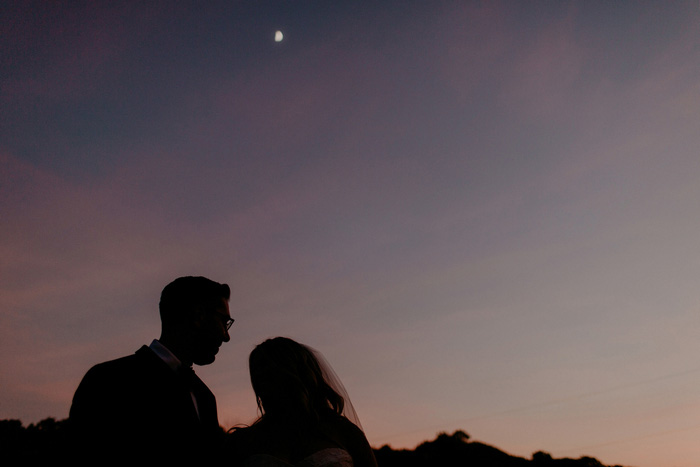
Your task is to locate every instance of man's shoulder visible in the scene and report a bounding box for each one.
[83,346,159,379]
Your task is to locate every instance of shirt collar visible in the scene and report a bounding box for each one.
[149,339,186,373]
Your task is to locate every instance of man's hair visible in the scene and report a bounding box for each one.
[159,276,230,326]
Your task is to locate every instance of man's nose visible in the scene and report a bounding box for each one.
[223,328,231,342]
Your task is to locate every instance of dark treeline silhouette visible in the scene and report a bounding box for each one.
[373,430,627,467]
[0,418,70,462]
[2,419,627,466]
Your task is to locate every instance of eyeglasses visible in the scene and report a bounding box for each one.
[205,309,234,330]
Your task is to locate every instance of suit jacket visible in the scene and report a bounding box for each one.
[69,346,222,463]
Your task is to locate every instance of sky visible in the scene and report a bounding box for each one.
[2,1,700,465]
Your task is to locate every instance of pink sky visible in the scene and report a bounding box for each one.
[3,2,700,465]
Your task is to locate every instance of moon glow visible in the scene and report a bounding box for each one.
[275,30,284,42]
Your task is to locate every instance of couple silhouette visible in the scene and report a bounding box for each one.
[69,276,377,467]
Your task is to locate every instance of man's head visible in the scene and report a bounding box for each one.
[159,276,232,366]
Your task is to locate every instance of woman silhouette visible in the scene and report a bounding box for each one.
[227,337,377,467]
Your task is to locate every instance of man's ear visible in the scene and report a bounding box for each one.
[189,308,207,328]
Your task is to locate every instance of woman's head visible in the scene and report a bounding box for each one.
[249,337,345,424]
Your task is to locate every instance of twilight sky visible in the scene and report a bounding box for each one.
[2,1,700,465]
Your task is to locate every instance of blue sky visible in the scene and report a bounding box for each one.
[2,2,700,465]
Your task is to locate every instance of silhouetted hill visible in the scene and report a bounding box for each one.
[1,419,629,466]
[373,430,629,467]
[0,418,70,462]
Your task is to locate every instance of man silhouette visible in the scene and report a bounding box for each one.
[69,276,232,463]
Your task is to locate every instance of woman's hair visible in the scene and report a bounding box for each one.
[249,337,345,425]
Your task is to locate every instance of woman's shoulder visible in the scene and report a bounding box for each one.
[297,448,353,467]
[226,425,262,453]
[316,415,368,451]
[319,413,364,437]
[228,424,255,439]
[317,415,377,467]
[226,425,266,465]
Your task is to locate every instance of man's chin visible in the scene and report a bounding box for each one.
[193,353,217,366]
[193,344,221,366]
